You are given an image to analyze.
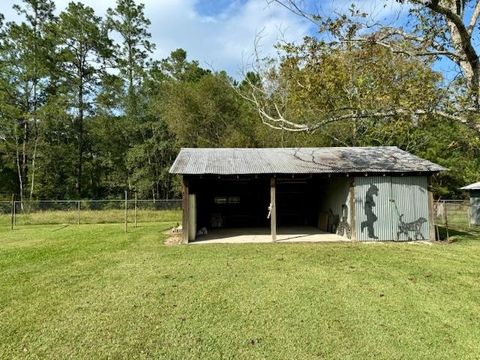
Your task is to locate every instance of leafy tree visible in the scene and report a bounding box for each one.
[160,72,245,147]
[262,0,480,133]
[103,0,158,196]
[106,0,154,118]
[159,48,210,82]
[0,0,56,203]
[54,2,113,196]
[0,65,21,198]
[242,35,442,134]
[34,102,78,199]
[124,118,177,199]
[123,53,181,200]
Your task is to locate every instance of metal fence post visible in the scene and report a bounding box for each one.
[467,203,471,228]
[134,192,138,228]
[444,201,450,241]
[77,200,81,225]
[11,194,15,230]
[442,200,446,225]
[13,200,17,227]
[124,191,128,233]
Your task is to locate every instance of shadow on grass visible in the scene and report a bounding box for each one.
[52,224,70,232]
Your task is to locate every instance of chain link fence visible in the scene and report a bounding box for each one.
[433,200,478,240]
[1,198,477,240]
[0,201,11,214]
[433,200,472,229]
[0,198,181,227]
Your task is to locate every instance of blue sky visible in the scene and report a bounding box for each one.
[0,0,313,77]
[0,0,458,80]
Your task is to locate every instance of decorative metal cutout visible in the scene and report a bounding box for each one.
[361,184,379,239]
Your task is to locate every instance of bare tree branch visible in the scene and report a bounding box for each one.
[235,1,480,138]
[271,0,480,106]
[468,0,480,34]
[266,0,319,25]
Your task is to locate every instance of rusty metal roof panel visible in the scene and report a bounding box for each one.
[169,147,446,175]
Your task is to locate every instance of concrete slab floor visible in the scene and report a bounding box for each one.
[190,226,349,244]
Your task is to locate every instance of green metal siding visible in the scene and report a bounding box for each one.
[355,176,430,241]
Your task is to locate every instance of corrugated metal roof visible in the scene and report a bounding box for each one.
[169,147,446,175]
[461,182,480,190]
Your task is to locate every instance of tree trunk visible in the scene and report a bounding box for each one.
[30,60,39,200]
[426,0,480,106]
[14,127,24,208]
[446,18,480,103]
[22,120,28,198]
[29,4,39,201]
[77,75,84,197]
[29,137,38,200]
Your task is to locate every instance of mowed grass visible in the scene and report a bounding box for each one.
[1,217,480,359]
[9,209,181,226]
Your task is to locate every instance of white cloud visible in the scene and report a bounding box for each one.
[143,0,313,76]
[0,0,313,78]
[138,0,408,77]
[0,1,412,77]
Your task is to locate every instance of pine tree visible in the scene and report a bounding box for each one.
[55,2,112,196]
[106,0,154,119]
[0,0,55,202]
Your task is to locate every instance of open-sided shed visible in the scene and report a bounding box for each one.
[170,147,445,243]
[461,182,480,225]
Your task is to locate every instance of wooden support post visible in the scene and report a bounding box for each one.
[270,177,277,242]
[11,194,15,230]
[427,176,436,241]
[182,177,190,244]
[124,190,128,233]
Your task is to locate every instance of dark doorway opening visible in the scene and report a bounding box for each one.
[192,177,270,230]
[276,178,318,227]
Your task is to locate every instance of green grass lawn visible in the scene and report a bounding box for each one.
[1,218,480,359]
[9,208,181,226]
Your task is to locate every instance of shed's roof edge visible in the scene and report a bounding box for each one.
[169,147,446,175]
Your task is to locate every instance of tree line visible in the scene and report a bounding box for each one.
[0,0,479,201]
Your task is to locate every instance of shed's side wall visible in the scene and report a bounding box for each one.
[318,177,352,239]
[319,177,351,222]
[470,190,480,225]
[354,176,430,241]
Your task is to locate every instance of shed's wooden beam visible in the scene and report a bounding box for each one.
[182,177,190,244]
[271,177,277,242]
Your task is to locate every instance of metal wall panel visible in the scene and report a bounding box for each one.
[355,176,430,241]
[470,191,480,225]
